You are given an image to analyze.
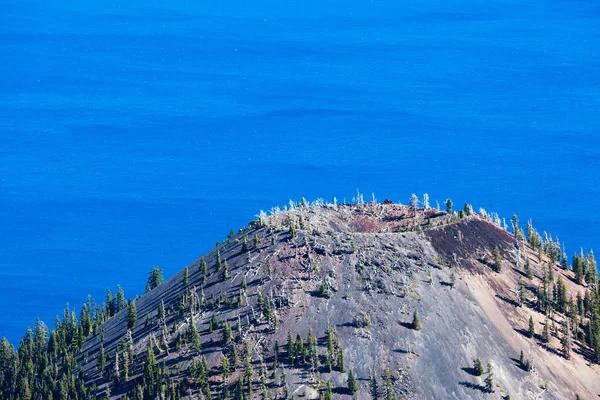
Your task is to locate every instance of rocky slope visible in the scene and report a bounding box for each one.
[77,201,600,399]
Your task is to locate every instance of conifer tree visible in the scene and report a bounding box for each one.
[127,301,137,330]
[446,198,453,214]
[542,318,550,343]
[519,350,525,368]
[473,358,484,376]
[528,315,535,338]
[223,262,229,281]
[511,214,522,241]
[370,368,379,399]
[562,320,571,359]
[116,285,127,313]
[412,309,421,331]
[464,203,473,216]
[158,300,165,322]
[223,323,232,344]
[484,371,494,393]
[518,281,526,306]
[188,320,202,353]
[146,266,164,292]
[347,370,358,394]
[183,266,189,285]
[325,381,333,400]
[295,334,305,365]
[287,331,295,364]
[222,354,230,384]
[200,257,208,282]
[525,258,533,279]
[99,345,106,377]
[493,247,502,272]
[337,349,346,372]
[383,368,394,400]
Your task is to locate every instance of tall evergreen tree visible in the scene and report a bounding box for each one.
[528,316,535,338]
[445,198,453,214]
[493,247,502,273]
[347,370,358,394]
[146,266,164,292]
[116,285,126,313]
[370,368,379,399]
[127,301,137,330]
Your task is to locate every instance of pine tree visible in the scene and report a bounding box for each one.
[231,344,239,370]
[525,258,533,279]
[295,334,305,365]
[223,262,229,281]
[325,381,333,400]
[484,371,494,393]
[412,309,421,331]
[370,368,379,399]
[287,331,295,364]
[542,318,550,343]
[347,370,358,394]
[158,300,165,321]
[518,281,526,306]
[98,345,106,376]
[200,257,208,282]
[493,246,502,272]
[562,320,572,359]
[528,315,535,338]
[127,301,137,330]
[223,323,232,344]
[116,284,127,312]
[146,266,164,292]
[446,198,453,214]
[511,214,522,240]
[464,203,473,216]
[383,368,394,400]
[473,358,484,376]
[337,349,346,372]
[183,266,189,285]
[519,350,525,368]
[222,355,230,384]
[188,320,202,353]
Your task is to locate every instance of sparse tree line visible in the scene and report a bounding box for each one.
[508,216,600,364]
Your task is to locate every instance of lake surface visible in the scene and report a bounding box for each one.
[1,0,599,343]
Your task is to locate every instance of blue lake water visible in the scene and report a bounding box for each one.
[1,0,599,343]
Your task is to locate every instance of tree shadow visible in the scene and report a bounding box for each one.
[573,343,595,363]
[511,267,529,280]
[509,357,528,372]
[458,381,488,393]
[496,294,521,308]
[514,327,537,341]
[460,367,480,377]
[399,321,416,330]
[332,387,351,395]
[538,341,561,357]
[440,281,454,288]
